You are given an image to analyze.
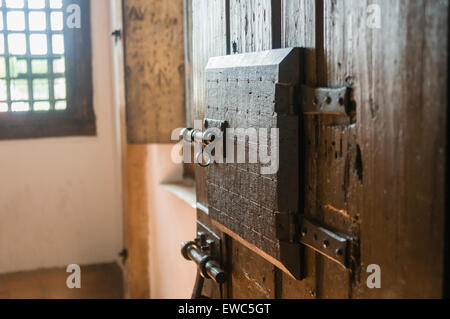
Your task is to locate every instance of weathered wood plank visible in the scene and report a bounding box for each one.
[192,0,228,123]
[280,0,318,299]
[349,0,448,298]
[310,0,356,299]
[190,0,229,298]
[124,0,186,143]
[230,240,276,298]
[284,0,356,299]
[287,0,448,298]
[126,145,150,298]
[224,1,287,298]
[184,0,194,127]
[187,0,448,299]
[192,0,228,205]
[229,0,275,54]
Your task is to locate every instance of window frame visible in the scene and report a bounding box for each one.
[0,0,95,140]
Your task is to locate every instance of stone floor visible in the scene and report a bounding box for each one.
[0,263,123,299]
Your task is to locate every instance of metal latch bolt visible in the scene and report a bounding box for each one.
[181,232,227,284]
[179,119,228,168]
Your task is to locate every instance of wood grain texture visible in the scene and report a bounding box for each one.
[230,240,276,298]
[190,0,229,298]
[124,0,186,143]
[126,145,150,298]
[284,0,355,299]
[285,0,448,298]
[220,1,294,297]
[312,0,355,299]
[280,0,318,299]
[348,0,448,298]
[192,0,228,205]
[188,0,448,299]
[230,0,273,54]
[192,0,228,124]
[184,0,194,127]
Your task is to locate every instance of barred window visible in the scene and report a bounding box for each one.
[0,0,95,140]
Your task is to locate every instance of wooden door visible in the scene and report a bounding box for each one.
[185,0,448,299]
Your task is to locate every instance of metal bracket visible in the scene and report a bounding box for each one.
[300,85,351,116]
[111,29,122,43]
[299,218,354,269]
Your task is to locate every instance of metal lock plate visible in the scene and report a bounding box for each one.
[204,48,302,279]
[200,48,357,277]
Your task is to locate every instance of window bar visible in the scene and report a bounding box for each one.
[45,0,55,111]
[1,0,12,112]
[0,0,66,113]
[24,0,33,112]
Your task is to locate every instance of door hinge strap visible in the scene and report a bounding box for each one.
[299,218,356,269]
[300,85,351,116]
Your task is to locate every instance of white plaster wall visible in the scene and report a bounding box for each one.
[0,0,123,274]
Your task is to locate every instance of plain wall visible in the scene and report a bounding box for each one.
[144,145,197,299]
[126,144,197,299]
[146,144,197,299]
[0,0,123,274]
